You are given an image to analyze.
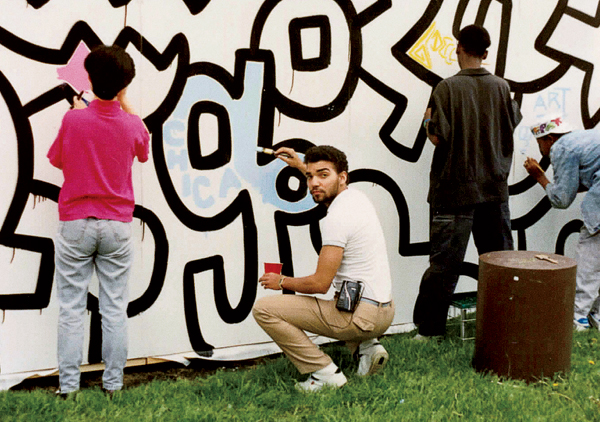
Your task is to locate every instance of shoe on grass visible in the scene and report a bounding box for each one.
[588,312,600,330]
[413,333,443,342]
[102,387,117,398]
[295,369,347,392]
[574,317,591,331]
[356,343,388,376]
[55,389,76,399]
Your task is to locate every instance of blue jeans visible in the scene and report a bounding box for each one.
[55,218,133,393]
[413,202,513,336]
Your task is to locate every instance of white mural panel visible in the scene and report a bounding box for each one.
[0,0,592,387]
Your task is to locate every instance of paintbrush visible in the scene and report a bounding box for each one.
[256,146,291,158]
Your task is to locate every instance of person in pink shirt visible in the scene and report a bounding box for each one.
[48,45,149,397]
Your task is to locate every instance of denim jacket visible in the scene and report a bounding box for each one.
[547,130,600,235]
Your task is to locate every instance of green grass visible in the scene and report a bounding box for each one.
[2,327,600,421]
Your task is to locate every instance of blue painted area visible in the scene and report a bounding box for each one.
[517,87,572,154]
[533,87,569,117]
[220,167,242,198]
[167,148,188,171]
[162,60,314,213]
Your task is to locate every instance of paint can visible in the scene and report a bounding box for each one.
[472,250,576,382]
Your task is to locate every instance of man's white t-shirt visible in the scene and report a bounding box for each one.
[320,188,393,303]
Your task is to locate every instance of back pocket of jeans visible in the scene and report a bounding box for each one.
[110,221,132,242]
[59,220,87,242]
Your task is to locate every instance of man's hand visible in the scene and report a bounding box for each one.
[523,157,543,177]
[423,107,432,121]
[259,272,283,290]
[524,157,550,189]
[72,95,87,110]
[423,107,439,146]
[257,246,343,294]
[274,147,306,173]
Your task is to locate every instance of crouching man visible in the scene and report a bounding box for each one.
[252,145,395,392]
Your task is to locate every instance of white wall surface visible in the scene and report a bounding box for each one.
[0,0,592,383]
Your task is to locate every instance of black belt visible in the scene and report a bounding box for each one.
[361,297,392,308]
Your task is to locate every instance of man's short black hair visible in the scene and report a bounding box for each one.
[84,45,135,100]
[458,25,491,57]
[304,145,349,175]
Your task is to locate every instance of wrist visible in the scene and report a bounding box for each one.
[278,276,286,290]
[534,170,545,182]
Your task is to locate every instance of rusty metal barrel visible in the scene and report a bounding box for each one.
[472,250,577,382]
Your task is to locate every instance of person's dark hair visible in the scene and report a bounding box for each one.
[304,145,349,175]
[458,25,491,57]
[84,45,135,100]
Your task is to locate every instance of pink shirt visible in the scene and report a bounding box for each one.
[48,100,149,222]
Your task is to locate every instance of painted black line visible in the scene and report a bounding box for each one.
[391,0,444,87]
[25,0,211,15]
[358,67,427,163]
[250,0,362,122]
[555,219,583,255]
[350,168,430,257]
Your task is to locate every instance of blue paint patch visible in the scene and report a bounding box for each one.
[163,60,314,212]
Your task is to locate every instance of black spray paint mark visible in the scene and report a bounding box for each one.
[250,0,362,122]
[0,70,54,310]
[181,191,258,355]
[26,0,212,15]
[289,15,332,72]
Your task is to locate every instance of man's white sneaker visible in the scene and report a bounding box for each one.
[356,343,389,376]
[574,317,591,332]
[295,369,347,392]
[413,333,443,342]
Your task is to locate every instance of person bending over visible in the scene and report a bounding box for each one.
[524,115,600,332]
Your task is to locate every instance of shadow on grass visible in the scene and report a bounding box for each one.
[9,355,282,394]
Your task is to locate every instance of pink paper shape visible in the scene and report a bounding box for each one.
[57,42,91,92]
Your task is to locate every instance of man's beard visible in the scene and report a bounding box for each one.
[310,183,339,206]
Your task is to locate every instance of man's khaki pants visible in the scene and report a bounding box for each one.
[252,294,395,374]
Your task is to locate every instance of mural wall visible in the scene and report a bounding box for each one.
[0,0,595,385]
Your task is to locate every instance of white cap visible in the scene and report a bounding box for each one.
[530,115,573,139]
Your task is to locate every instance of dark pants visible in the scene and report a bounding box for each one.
[413,201,513,337]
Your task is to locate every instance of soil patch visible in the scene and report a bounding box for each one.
[9,357,275,393]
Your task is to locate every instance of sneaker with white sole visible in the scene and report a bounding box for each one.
[588,312,600,330]
[356,343,388,376]
[413,333,443,342]
[574,317,591,331]
[295,369,347,392]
